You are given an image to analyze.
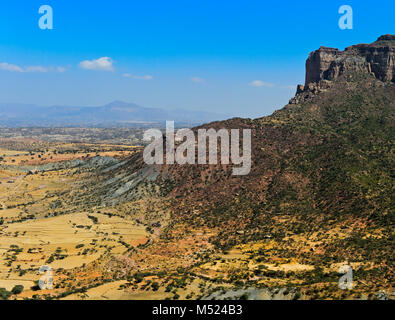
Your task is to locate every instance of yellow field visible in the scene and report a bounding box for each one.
[0,143,151,299]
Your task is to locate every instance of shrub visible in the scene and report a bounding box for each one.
[0,288,12,300]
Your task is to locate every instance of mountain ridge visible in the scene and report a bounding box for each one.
[294,35,394,103]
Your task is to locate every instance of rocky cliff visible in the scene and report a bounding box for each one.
[292,35,395,104]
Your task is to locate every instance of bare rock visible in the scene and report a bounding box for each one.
[305,35,394,87]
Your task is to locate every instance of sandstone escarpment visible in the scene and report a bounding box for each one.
[306,34,394,86]
[291,35,394,104]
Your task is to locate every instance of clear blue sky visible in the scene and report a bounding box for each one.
[0,0,393,118]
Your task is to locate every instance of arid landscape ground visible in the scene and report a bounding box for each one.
[0,35,394,301]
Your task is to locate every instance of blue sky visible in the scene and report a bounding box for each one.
[0,0,393,118]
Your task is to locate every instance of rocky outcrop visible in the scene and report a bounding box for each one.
[306,35,394,86]
[290,35,394,104]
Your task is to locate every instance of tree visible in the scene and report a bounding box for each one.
[152,282,159,291]
[11,285,24,295]
[0,288,12,300]
[134,272,144,283]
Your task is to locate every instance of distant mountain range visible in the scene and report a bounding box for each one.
[0,100,231,127]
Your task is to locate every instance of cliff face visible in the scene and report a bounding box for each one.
[292,35,395,104]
